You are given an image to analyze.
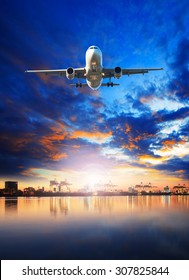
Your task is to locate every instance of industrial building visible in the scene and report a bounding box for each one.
[5,181,18,195]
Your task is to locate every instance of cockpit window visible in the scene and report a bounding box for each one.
[90,46,98,49]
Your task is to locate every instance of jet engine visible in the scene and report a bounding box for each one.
[114,66,122,78]
[66,67,75,79]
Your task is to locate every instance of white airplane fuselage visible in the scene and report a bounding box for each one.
[85,46,103,89]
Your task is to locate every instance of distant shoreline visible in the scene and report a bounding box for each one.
[1,192,189,198]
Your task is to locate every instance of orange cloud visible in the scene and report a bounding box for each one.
[122,132,153,151]
[37,123,68,161]
[138,154,166,165]
[125,124,131,134]
[161,137,188,152]
[70,130,112,143]
[39,133,66,147]
[162,139,176,147]
[122,142,138,151]
[40,122,67,146]
[50,153,67,161]
[38,135,68,161]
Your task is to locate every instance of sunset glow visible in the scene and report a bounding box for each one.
[0,0,188,190]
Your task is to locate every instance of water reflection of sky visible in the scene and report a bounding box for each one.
[0,196,189,259]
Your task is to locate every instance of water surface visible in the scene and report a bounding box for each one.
[0,196,189,259]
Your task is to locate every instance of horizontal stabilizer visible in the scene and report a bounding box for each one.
[70,83,88,87]
[70,83,120,88]
[101,83,120,87]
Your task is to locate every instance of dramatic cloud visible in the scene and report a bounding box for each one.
[0,0,188,188]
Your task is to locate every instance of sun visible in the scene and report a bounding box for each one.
[83,169,104,188]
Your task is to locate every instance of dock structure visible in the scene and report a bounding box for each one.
[133,183,159,194]
[173,184,188,194]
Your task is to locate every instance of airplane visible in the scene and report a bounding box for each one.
[25,46,163,90]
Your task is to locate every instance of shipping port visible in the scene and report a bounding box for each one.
[0,180,188,197]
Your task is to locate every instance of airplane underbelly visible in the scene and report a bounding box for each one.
[86,48,103,89]
[87,73,102,89]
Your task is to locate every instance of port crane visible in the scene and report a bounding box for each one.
[49,179,72,192]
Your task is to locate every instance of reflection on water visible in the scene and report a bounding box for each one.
[5,198,18,214]
[47,195,189,215]
[50,197,69,216]
[0,196,189,259]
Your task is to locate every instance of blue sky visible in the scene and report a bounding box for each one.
[0,0,189,189]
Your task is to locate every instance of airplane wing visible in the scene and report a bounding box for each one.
[25,68,86,78]
[102,68,163,78]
